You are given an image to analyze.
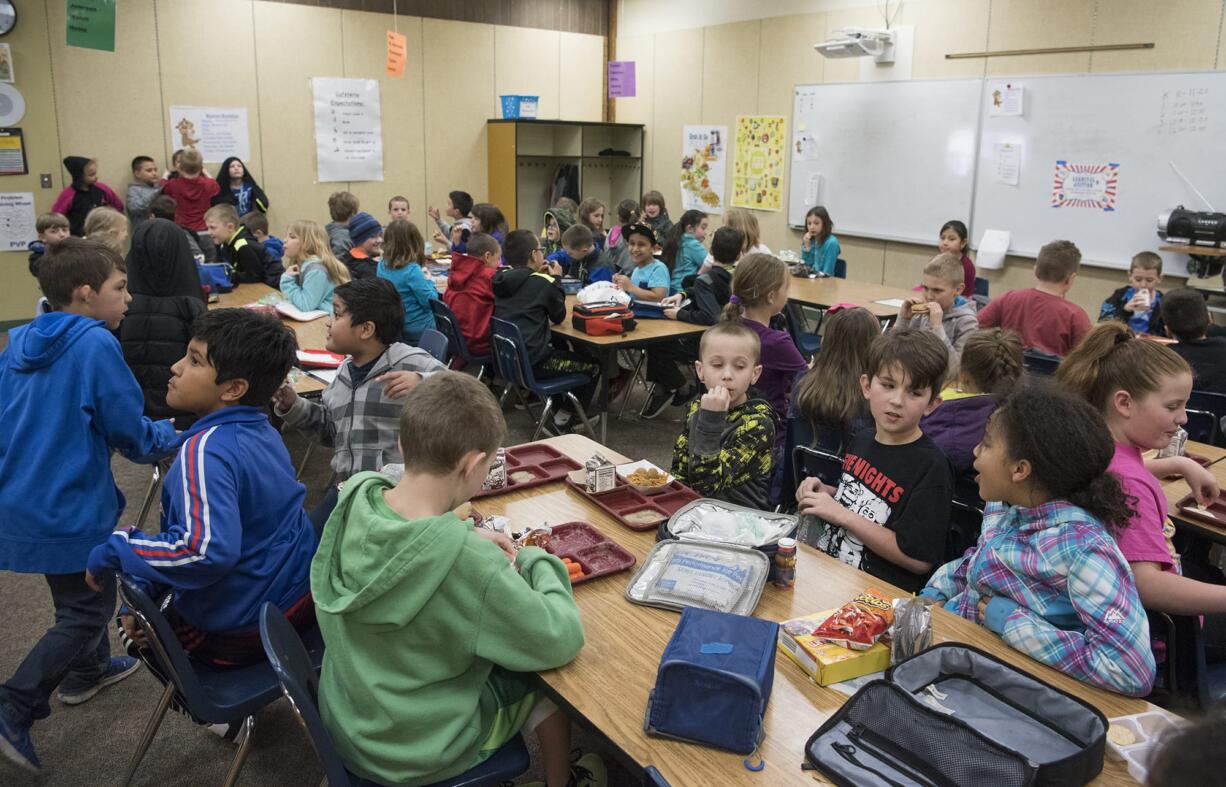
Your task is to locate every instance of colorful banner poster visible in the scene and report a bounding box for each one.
[680,125,726,213]
[0,128,28,175]
[312,78,384,183]
[1051,161,1119,211]
[168,106,251,163]
[608,61,636,98]
[386,30,407,78]
[66,0,116,52]
[732,115,786,211]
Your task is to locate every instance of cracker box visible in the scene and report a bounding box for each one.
[777,609,891,686]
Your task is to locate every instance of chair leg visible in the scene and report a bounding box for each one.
[133,462,163,530]
[532,398,556,441]
[295,442,315,481]
[220,715,256,787]
[567,392,596,437]
[616,350,647,419]
[637,383,658,418]
[516,388,541,422]
[499,386,513,409]
[122,680,175,786]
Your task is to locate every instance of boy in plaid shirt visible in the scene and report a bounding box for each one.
[274,278,445,532]
[922,384,1155,697]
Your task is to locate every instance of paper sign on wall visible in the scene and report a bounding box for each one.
[168,106,251,163]
[994,142,1021,186]
[312,78,384,183]
[732,115,786,211]
[66,0,116,52]
[988,81,1024,116]
[386,31,407,78]
[0,192,35,250]
[680,125,726,213]
[1051,161,1119,211]
[608,61,636,98]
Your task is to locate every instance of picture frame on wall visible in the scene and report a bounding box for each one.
[0,44,13,83]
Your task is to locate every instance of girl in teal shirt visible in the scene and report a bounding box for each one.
[378,219,439,343]
[662,209,709,294]
[280,220,351,313]
[801,205,841,277]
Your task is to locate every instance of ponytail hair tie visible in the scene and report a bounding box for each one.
[1113,331,1132,346]
[729,294,741,305]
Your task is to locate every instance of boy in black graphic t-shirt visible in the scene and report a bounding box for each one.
[796,329,953,591]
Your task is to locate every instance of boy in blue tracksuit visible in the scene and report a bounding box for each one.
[0,239,179,774]
[546,224,612,285]
[88,309,316,675]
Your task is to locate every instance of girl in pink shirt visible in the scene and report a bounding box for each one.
[1056,322,1226,616]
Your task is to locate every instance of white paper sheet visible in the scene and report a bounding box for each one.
[312,77,384,182]
[976,229,1011,271]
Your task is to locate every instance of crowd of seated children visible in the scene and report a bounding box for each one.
[937,219,976,298]
[1161,287,1226,395]
[126,155,164,228]
[52,155,125,237]
[27,212,70,277]
[1055,323,1226,617]
[83,206,129,256]
[548,224,610,284]
[978,239,1091,357]
[387,195,410,223]
[241,210,284,264]
[670,320,776,510]
[428,189,473,248]
[801,206,840,277]
[791,306,880,454]
[894,251,979,369]
[576,198,607,251]
[274,277,444,532]
[921,383,1156,697]
[921,327,1024,481]
[0,238,178,771]
[612,223,669,304]
[796,328,953,593]
[119,218,208,426]
[313,372,597,787]
[443,232,501,358]
[162,149,221,261]
[149,195,205,260]
[211,157,269,216]
[326,191,359,256]
[279,220,351,314]
[452,203,508,255]
[641,189,672,241]
[378,219,439,343]
[206,204,282,286]
[341,211,384,280]
[661,209,708,294]
[1100,251,1164,335]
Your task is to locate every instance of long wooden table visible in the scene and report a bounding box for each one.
[478,434,1151,786]
[786,277,915,318]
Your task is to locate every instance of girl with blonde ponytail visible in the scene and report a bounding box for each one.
[280,219,351,313]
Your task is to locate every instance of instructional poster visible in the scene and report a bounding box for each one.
[0,192,35,250]
[168,106,251,163]
[680,125,726,213]
[732,115,786,211]
[1051,161,1119,211]
[312,78,384,183]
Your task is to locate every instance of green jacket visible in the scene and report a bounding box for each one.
[540,207,575,256]
[311,472,585,785]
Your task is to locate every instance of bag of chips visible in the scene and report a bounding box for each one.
[811,589,894,651]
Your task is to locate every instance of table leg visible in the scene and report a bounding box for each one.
[600,348,614,444]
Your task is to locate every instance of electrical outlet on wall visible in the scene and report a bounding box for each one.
[39,173,52,188]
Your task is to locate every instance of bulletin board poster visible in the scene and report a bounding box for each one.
[732,115,786,211]
[680,125,727,214]
[168,106,251,163]
[1050,161,1119,211]
[312,78,384,183]
[0,192,35,251]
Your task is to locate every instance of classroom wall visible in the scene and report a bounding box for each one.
[616,0,1226,315]
[0,0,605,323]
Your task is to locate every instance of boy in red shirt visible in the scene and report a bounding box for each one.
[977,239,1091,357]
[443,232,500,358]
[161,149,221,261]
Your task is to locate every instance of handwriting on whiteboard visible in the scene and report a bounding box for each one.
[1159,88,1210,136]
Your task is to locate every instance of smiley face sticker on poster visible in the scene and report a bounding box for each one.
[732,115,786,211]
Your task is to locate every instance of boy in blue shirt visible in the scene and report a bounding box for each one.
[612,223,669,302]
[88,309,316,677]
[546,224,611,285]
[0,239,178,773]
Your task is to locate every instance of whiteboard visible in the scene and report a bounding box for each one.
[973,71,1226,275]
[788,79,982,244]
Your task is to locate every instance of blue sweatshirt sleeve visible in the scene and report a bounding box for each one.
[86,334,178,463]
[87,430,240,589]
[280,263,331,312]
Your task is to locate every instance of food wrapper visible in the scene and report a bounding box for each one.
[812,589,894,651]
[518,526,553,549]
[890,595,933,663]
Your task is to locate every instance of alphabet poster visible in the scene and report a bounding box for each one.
[168,106,251,163]
[732,115,786,211]
[312,78,384,182]
[680,125,726,213]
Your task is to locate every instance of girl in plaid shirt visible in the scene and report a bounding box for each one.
[922,384,1156,696]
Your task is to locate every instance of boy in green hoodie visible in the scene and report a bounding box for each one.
[312,371,601,787]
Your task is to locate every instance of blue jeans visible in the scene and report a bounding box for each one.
[0,572,114,726]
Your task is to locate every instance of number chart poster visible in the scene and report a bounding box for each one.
[1050,161,1119,211]
[680,125,727,213]
[732,115,786,211]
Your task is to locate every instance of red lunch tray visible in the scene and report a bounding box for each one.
[565,475,701,531]
[471,442,582,499]
[1175,493,1226,529]
[543,522,636,585]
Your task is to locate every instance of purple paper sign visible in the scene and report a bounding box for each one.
[608,61,636,98]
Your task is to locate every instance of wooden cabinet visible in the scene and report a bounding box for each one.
[487,119,644,231]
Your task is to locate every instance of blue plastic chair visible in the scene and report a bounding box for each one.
[834,257,847,279]
[490,317,596,440]
[793,444,845,489]
[974,277,989,297]
[430,299,491,378]
[783,302,821,358]
[117,576,325,787]
[418,328,450,365]
[258,604,529,787]
[1022,348,1061,376]
[1188,390,1226,447]
[643,765,672,786]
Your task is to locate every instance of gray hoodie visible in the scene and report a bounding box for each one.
[326,221,353,257]
[126,181,163,228]
[902,297,979,367]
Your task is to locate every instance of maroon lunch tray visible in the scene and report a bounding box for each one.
[472,443,582,499]
[565,475,702,531]
[543,522,636,585]
[1175,493,1226,528]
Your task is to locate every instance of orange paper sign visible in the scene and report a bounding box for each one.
[386,30,406,78]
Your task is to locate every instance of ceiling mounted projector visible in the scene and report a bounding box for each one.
[814,28,896,62]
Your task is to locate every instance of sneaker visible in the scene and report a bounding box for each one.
[641,386,675,419]
[553,411,573,429]
[207,717,252,747]
[0,703,39,773]
[519,751,607,787]
[56,655,141,706]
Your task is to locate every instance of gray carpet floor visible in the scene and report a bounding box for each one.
[0,364,690,787]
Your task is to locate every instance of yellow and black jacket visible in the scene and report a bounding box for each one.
[671,395,775,510]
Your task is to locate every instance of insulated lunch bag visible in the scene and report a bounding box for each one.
[571,301,636,336]
[196,261,235,294]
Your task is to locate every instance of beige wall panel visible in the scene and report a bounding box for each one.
[841,236,886,283]
[424,19,495,207]
[612,35,655,189]
[649,28,704,220]
[251,3,343,231]
[559,33,605,121]
[985,0,1094,76]
[700,20,760,231]
[882,242,937,290]
[495,27,561,122]
[342,12,427,230]
[1091,0,1223,72]
[902,0,991,79]
[47,0,163,195]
